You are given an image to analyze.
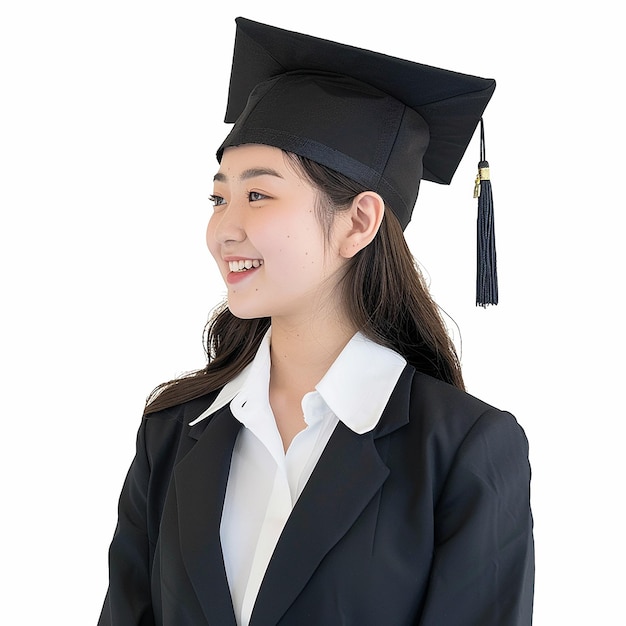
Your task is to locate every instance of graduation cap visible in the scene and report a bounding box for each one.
[218,17,499,306]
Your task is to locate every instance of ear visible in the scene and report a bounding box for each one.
[338,191,385,259]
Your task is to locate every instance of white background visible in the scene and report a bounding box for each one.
[1,1,624,623]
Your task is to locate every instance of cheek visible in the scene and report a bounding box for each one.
[205,217,221,262]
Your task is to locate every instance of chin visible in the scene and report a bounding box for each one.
[226,300,269,321]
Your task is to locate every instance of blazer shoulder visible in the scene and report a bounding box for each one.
[411,369,501,412]
[405,369,527,452]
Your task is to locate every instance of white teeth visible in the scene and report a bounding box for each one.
[228,259,263,272]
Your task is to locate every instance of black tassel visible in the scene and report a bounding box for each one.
[474,119,498,306]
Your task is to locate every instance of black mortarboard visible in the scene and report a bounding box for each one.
[218,17,499,305]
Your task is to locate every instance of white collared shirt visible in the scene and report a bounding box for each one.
[190,329,406,626]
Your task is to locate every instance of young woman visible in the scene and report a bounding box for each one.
[99,18,534,626]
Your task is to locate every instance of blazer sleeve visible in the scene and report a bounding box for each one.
[98,418,156,626]
[417,409,535,626]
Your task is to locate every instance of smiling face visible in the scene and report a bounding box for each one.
[206,144,350,323]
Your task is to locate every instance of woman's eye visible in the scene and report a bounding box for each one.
[209,194,226,207]
[248,191,266,202]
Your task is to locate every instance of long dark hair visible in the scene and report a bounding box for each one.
[144,152,463,415]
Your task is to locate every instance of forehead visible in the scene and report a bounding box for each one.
[215,144,290,179]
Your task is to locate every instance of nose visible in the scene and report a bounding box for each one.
[208,201,247,247]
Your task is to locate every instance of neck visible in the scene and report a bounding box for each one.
[268,315,356,452]
[269,315,356,396]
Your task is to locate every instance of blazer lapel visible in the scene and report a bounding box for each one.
[173,405,242,626]
[250,365,415,625]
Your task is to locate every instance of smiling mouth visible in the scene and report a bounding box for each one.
[228,259,264,273]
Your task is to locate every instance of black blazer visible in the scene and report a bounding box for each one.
[99,365,534,625]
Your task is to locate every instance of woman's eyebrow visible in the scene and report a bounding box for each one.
[213,167,284,182]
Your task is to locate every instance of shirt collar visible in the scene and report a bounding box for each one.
[314,332,406,434]
[189,327,406,433]
[188,329,270,426]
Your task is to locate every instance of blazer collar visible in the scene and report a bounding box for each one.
[174,404,242,625]
[173,363,415,626]
[250,364,415,625]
